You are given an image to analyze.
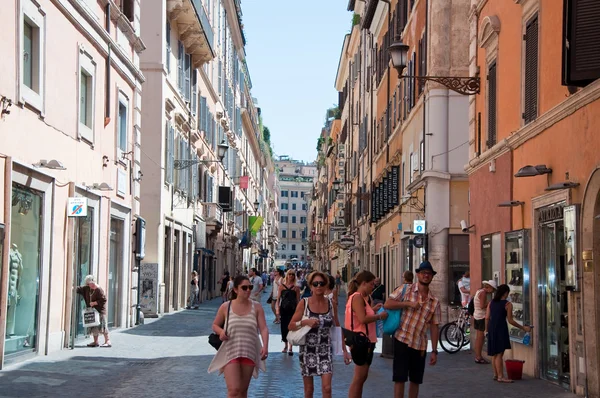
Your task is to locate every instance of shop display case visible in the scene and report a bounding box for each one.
[505,229,531,344]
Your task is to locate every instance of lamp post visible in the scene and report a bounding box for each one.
[174,140,229,170]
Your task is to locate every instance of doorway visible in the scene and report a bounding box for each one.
[71,209,94,343]
[108,218,124,328]
[539,220,570,389]
[172,230,180,309]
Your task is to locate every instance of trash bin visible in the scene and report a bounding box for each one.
[505,359,525,380]
[381,333,394,359]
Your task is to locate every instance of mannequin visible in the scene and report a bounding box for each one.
[7,243,23,336]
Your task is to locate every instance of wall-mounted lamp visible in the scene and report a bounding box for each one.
[34,159,66,170]
[514,164,552,177]
[1,96,13,118]
[84,182,114,191]
[102,156,110,168]
[545,181,580,191]
[134,170,143,182]
[497,200,524,207]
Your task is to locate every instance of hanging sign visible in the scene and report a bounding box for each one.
[413,220,426,234]
[391,166,399,206]
[383,176,389,214]
[67,197,87,217]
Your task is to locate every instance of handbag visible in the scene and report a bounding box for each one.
[286,298,311,345]
[82,289,101,328]
[343,294,374,365]
[208,302,231,350]
[383,284,408,335]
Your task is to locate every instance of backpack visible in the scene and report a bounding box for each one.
[280,285,297,313]
[467,297,475,316]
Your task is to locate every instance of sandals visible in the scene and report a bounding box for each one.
[100,342,112,348]
[496,378,514,383]
[87,342,99,347]
[475,357,490,364]
[288,350,293,356]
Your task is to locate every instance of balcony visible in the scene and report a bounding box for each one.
[167,0,215,66]
[203,202,223,234]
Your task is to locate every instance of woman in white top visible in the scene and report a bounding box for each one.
[271,269,284,323]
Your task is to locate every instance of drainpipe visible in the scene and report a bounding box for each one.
[105,3,111,126]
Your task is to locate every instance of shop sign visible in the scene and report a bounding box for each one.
[383,176,389,214]
[371,189,377,224]
[413,220,426,234]
[67,197,87,217]
[538,204,564,224]
[391,166,399,206]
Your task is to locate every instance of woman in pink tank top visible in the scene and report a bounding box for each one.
[345,271,388,398]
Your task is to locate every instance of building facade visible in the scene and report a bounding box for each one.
[274,156,316,265]
[0,0,144,368]
[468,0,600,395]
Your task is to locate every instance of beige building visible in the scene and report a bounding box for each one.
[0,0,144,367]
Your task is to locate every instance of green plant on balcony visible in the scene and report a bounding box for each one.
[316,137,325,152]
[352,13,360,27]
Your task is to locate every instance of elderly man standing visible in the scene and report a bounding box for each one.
[385,261,441,398]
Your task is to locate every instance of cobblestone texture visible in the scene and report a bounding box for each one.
[0,287,574,397]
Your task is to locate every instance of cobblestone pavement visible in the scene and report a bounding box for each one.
[0,286,574,397]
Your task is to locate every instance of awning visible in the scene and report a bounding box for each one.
[200,248,215,256]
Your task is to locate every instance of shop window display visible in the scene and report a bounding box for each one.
[505,229,531,344]
[5,185,42,356]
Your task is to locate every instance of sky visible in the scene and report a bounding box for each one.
[242,0,353,163]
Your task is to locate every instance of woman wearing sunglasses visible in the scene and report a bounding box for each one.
[277,269,301,355]
[208,275,269,398]
[289,271,351,398]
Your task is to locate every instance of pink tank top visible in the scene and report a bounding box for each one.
[345,292,377,343]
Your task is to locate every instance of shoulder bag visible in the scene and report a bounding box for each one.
[208,302,231,350]
[286,298,311,345]
[342,294,372,365]
[82,289,101,328]
[382,284,409,335]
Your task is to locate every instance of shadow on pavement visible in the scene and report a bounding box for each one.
[120,307,219,337]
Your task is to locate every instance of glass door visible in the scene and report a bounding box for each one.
[540,222,570,388]
[71,209,94,343]
[108,218,123,328]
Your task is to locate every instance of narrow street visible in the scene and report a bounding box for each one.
[0,287,572,397]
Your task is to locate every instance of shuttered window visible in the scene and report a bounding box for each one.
[177,41,184,92]
[165,123,174,184]
[563,0,600,86]
[487,62,497,148]
[523,16,538,124]
[191,71,197,115]
[165,21,171,73]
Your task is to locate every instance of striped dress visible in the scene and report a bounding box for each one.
[208,301,266,378]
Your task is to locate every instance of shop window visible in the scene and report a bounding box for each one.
[79,49,96,143]
[505,229,531,344]
[6,184,42,355]
[448,235,469,305]
[21,0,46,112]
[73,208,94,339]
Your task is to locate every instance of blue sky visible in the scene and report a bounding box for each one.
[243,0,352,163]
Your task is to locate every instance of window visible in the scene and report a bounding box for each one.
[21,1,45,111]
[291,191,299,198]
[562,0,600,86]
[120,0,134,22]
[401,162,405,195]
[117,93,129,157]
[523,15,538,124]
[301,245,305,251]
[420,141,424,171]
[281,215,288,223]
[184,53,192,101]
[302,203,307,211]
[409,153,414,183]
[78,50,95,142]
[282,230,287,238]
[281,254,287,259]
[292,216,297,224]
[292,244,296,251]
[281,203,288,210]
[292,203,297,210]
[292,230,296,239]
[177,41,184,92]
[487,62,497,147]
[301,229,306,240]
[165,21,171,73]
[281,244,286,251]
[301,191,305,198]
[300,217,307,224]
[281,190,289,197]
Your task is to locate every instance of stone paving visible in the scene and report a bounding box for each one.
[0,286,574,397]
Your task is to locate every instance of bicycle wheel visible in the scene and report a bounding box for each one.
[439,323,464,354]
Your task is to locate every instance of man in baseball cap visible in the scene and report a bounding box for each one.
[474,280,497,364]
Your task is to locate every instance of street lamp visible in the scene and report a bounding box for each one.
[254,200,260,211]
[174,139,229,169]
[332,180,341,191]
[389,40,480,95]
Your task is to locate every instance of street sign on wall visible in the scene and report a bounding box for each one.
[67,197,87,217]
[414,220,426,234]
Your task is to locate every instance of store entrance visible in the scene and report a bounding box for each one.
[539,220,570,389]
[71,209,94,344]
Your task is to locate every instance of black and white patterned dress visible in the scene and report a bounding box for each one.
[299,298,334,377]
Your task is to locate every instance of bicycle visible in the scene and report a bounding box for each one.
[439,305,471,354]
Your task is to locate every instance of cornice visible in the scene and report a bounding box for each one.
[466,79,600,175]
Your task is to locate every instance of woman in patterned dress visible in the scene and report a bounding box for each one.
[289,271,351,398]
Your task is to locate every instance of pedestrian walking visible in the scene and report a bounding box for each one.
[219,271,230,302]
[270,269,284,324]
[225,276,234,301]
[76,275,111,348]
[277,269,300,355]
[345,271,387,398]
[473,280,497,364]
[325,274,338,306]
[335,271,342,293]
[403,270,414,284]
[384,261,441,398]
[288,271,351,398]
[208,275,269,398]
[248,268,264,301]
[186,271,199,309]
[485,284,531,383]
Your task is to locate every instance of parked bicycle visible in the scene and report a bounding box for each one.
[439,305,471,354]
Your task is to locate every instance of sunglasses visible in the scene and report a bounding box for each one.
[239,285,254,291]
[311,281,327,287]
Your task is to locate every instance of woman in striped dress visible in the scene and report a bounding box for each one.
[208,275,269,397]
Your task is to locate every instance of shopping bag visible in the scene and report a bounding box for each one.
[82,307,101,328]
[330,326,344,356]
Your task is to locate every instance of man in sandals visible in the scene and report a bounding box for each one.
[473,280,497,364]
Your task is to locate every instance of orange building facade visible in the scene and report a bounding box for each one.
[467,0,600,394]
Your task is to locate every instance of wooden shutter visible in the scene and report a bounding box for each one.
[121,0,134,22]
[167,123,174,184]
[564,0,600,85]
[487,63,497,148]
[191,71,197,115]
[184,54,191,101]
[177,42,184,91]
[523,16,538,124]
[166,21,171,72]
